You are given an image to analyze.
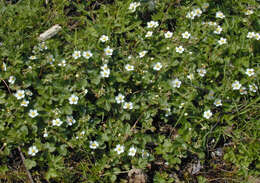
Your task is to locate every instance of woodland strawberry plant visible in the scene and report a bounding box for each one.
[0,0,259,182]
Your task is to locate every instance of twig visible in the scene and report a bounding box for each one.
[1,79,11,94]
[18,146,34,183]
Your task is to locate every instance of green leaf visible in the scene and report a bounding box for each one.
[24,159,37,170]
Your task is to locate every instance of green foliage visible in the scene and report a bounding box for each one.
[0,0,259,182]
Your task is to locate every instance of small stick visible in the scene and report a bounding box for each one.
[1,79,11,94]
[38,24,62,42]
[18,146,34,183]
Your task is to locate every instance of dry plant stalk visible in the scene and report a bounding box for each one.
[38,24,62,42]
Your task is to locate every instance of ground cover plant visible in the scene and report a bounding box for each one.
[0,0,259,182]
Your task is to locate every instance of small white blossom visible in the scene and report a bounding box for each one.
[123,102,133,110]
[245,9,253,15]
[214,26,222,34]
[153,62,162,71]
[172,78,182,88]
[245,68,255,77]
[129,2,140,12]
[114,144,125,155]
[115,93,125,104]
[145,31,153,38]
[89,141,99,149]
[187,73,194,80]
[100,69,110,78]
[139,50,148,58]
[216,11,225,19]
[99,35,109,42]
[28,109,39,118]
[72,51,81,59]
[52,118,63,127]
[255,33,260,40]
[203,110,213,119]
[101,64,109,71]
[47,55,55,64]
[21,100,29,107]
[125,64,134,71]
[25,90,33,96]
[247,32,255,39]
[194,8,202,17]
[128,146,137,157]
[14,90,25,100]
[38,42,48,50]
[69,94,79,104]
[82,50,93,59]
[147,21,159,28]
[176,46,184,53]
[186,11,196,19]
[2,62,6,71]
[28,146,39,156]
[67,116,76,126]
[142,150,149,158]
[8,76,16,84]
[249,84,258,93]
[104,46,113,56]
[197,68,206,77]
[164,31,173,38]
[232,80,241,90]
[218,37,227,45]
[214,99,222,107]
[29,56,37,60]
[202,3,209,10]
[182,31,191,39]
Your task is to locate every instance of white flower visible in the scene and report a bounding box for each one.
[172,78,182,88]
[25,90,33,96]
[52,118,63,127]
[194,8,202,17]
[249,84,258,93]
[100,35,109,42]
[245,68,255,77]
[186,11,196,19]
[100,69,110,78]
[72,50,81,59]
[176,46,184,53]
[142,150,149,158]
[114,144,125,155]
[214,26,222,34]
[21,100,29,107]
[255,33,260,40]
[147,21,159,28]
[14,90,25,100]
[43,132,48,138]
[214,99,222,107]
[67,116,76,126]
[216,11,225,19]
[47,55,55,64]
[239,87,247,95]
[203,110,213,119]
[232,80,241,90]
[82,50,93,59]
[58,59,66,67]
[182,31,191,39]
[8,76,16,84]
[123,102,133,110]
[218,37,227,45]
[101,64,109,71]
[145,31,153,38]
[129,2,140,12]
[128,146,137,157]
[28,109,39,118]
[38,42,48,50]
[139,50,148,58]
[28,146,39,156]
[245,9,253,15]
[125,64,134,71]
[187,73,194,80]
[115,93,125,104]
[197,68,206,77]
[153,62,162,71]
[69,94,79,104]
[29,56,37,60]
[247,32,255,39]
[202,3,209,10]
[104,46,113,56]
[164,31,173,38]
[89,141,99,149]
[83,89,88,94]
